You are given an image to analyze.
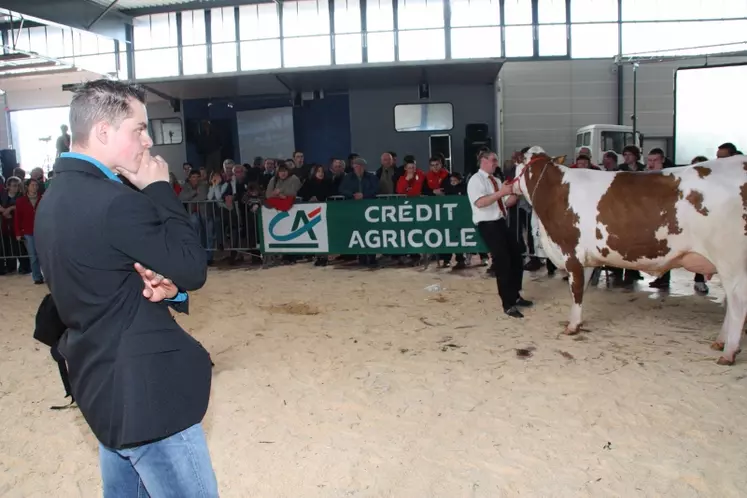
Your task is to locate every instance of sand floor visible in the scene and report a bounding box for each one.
[1,261,746,498]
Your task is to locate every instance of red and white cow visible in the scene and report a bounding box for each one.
[512,146,747,365]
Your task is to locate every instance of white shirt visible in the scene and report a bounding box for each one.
[467,169,504,224]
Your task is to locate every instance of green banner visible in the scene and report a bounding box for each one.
[260,197,488,254]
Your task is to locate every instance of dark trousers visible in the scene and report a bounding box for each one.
[656,271,704,283]
[478,219,523,310]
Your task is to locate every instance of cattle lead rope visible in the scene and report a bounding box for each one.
[528,160,550,205]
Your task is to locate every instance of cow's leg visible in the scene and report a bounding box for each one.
[710,321,728,352]
[716,277,747,365]
[565,261,593,334]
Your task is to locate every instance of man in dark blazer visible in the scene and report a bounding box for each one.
[34,80,218,497]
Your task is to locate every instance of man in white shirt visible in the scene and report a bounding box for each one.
[467,150,532,318]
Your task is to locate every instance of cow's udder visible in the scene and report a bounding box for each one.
[677,252,718,276]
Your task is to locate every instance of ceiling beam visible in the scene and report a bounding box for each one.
[122,0,278,17]
[88,0,120,30]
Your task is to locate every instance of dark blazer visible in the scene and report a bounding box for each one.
[35,155,211,450]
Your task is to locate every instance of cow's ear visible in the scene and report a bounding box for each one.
[553,155,567,165]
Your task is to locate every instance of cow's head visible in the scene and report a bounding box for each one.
[511,146,564,203]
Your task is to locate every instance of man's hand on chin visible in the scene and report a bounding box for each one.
[134,262,178,302]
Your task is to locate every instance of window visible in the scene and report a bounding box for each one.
[571,23,618,57]
[133,14,179,79]
[334,0,362,64]
[504,0,532,25]
[398,0,444,30]
[284,36,332,67]
[366,0,395,62]
[394,103,454,132]
[622,0,747,22]
[537,0,566,56]
[601,131,635,153]
[335,0,361,33]
[451,26,501,58]
[239,4,281,70]
[504,0,533,57]
[582,132,591,147]
[335,34,363,64]
[240,3,280,39]
[241,39,282,70]
[211,7,237,73]
[450,0,500,27]
[622,20,747,56]
[367,0,394,31]
[181,10,207,75]
[576,133,583,147]
[571,0,617,22]
[398,29,445,61]
[28,27,48,55]
[283,0,331,67]
[367,32,395,62]
[12,28,30,52]
[505,26,533,57]
[150,118,183,145]
[283,0,330,36]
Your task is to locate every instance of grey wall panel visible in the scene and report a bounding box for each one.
[147,100,188,177]
[348,84,495,173]
[621,55,747,145]
[500,59,617,161]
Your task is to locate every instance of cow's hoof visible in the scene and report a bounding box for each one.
[717,356,736,366]
[711,341,725,351]
[564,326,580,336]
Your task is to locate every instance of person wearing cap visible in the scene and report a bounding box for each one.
[467,150,532,318]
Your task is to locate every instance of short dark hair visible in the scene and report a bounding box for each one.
[429,156,442,164]
[188,169,201,178]
[403,154,416,164]
[293,150,303,157]
[622,145,641,159]
[520,146,531,154]
[718,142,738,156]
[576,154,591,162]
[648,148,665,158]
[69,79,147,146]
[603,151,618,162]
[691,155,708,164]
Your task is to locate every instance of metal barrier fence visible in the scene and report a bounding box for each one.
[180,199,262,262]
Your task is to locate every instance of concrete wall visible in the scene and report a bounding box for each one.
[348,84,496,173]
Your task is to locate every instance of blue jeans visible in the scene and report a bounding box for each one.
[99,423,219,498]
[189,213,215,263]
[24,235,43,282]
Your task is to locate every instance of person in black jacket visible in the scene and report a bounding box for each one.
[299,164,335,266]
[34,80,218,497]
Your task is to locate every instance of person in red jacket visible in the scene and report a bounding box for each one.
[395,158,425,196]
[15,177,43,283]
[423,156,450,195]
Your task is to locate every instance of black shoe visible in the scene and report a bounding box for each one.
[504,306,524,318]
[34,279,45,285]
[649,279,670,290]
[453,261,467,270]
[486,268,496,278]
[524,258,542,272]
[515,297,533,307]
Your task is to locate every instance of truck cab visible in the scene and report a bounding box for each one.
[575,124,642,166]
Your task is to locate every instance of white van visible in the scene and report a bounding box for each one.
[575,124,642,165]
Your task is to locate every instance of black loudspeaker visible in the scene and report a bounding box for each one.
[465,123,489,142]
[1,149,17,180]
[464,138,492,176]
